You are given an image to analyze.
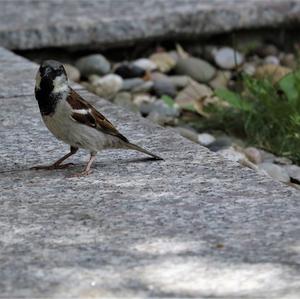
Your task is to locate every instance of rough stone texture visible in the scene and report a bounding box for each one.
[1,0,300,50]
[1,49,300,298]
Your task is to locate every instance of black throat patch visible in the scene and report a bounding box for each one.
[35,79,62,116]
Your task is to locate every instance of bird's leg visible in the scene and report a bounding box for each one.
[31,146,78,170]
[70,152,97,177]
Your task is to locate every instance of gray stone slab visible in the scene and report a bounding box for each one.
[1,91,300,298]
[1,0,300,50]
[1,50,300,298]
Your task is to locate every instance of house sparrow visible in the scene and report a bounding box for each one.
[32,60,162,176]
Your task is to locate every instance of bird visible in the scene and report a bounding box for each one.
[32,60,163,176]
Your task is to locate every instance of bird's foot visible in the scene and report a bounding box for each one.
[30,163,74,170]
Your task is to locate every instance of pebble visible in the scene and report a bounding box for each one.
[259,163,290,183]
[113,92,138,112]
[274,156,293,165]
[139,99,180,118]
[175,57,216,83]
[282,165,300,182]
[63,64,80,82]
[256,44,278,57]
[244,147,262,164]
[264,55,280,65]
[150,52,176,73]
[133,93,156,107]
[218,146,246,163]
[176,127,199,143]
[152,78,177,97]
[75,54,110,77]
[132,81,154,93]
[89,74,123,99]
[208,136,233,152]
[242,63,256,76]
[132,58,157,71]
[121,78,144,91]
[169,75,191,89]
[214,47,244,70]
[281,53,296,69]
[260,150,276,163]
[209,71,231,90]
[114,63,145,79]
[147,111,177,126]
[198,133,216,146]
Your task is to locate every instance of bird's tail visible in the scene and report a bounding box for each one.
[125,142,164,160]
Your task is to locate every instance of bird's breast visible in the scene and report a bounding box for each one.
[42,100,118,151]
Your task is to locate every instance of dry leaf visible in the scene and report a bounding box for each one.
[255,64,292,83]
[175,79,219,117]
[176,43,189,59]
[149,52,176,73]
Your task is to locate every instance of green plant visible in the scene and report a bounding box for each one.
[214,71,300,163]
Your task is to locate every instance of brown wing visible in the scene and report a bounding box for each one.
[67,89,129,142]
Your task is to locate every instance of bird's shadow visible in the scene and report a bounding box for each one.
[0,156,162,177]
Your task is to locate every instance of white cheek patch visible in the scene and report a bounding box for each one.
[35,72,41,90]
[53,74,69,93]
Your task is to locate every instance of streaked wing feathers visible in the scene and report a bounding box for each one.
[67,89,129,142]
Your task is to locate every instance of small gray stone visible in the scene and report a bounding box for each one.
[75,54,110,77]
[175,57,216,83]
[214,47,244,70]
[260,149,276,163]
[152,78,177,97]
[198,133,216,146]
[274,156,293,165]
[132,58,157,71]
[257,44,279,57]
[140,99,179,117]
[259,163,290,183]
[218,146,246,163]
[169,75,191,89]
[283,165,300,182]
[264,55,280,65]
[242,63,256,76]
[176,127,199,143]
[122,78,144,91]
[63,64,80,82]
[132,93,156,108]
[208,136,233,152]
[281,53,296,69]
[89,74,123,99]
[244,147,262,165]
[113,92,138,112]
[132,81,154,93]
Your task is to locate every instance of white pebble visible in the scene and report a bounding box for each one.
[133,58,157,71]
[214,47,244,69]
[198,133,216,146]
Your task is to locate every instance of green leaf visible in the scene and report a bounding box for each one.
[279,70,300,103]
[161,95,175,108]
[215,88,253,111]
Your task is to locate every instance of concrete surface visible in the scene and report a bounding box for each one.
[0,49,300,298]
[1,0,300,50]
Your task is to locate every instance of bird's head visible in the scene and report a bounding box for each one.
[35,60,68,94]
